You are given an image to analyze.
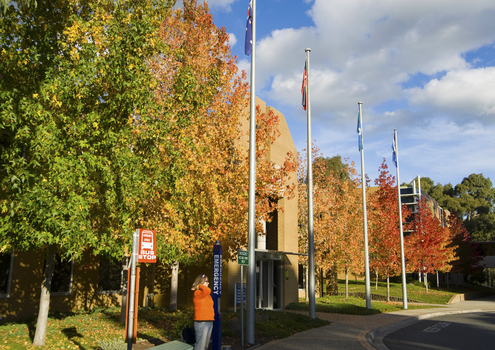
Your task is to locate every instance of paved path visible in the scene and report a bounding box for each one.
[255,296,495,350]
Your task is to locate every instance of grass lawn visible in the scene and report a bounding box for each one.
[0,307,329,349]
[0,280,491,349]
[337,278,493,304]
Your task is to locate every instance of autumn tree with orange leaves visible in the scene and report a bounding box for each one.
[405,199,452,292]
[368,160,411,300]
[298,148,363,297]
[144,0,296,265]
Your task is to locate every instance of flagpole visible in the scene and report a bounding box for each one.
[246,0,256,344]
[358,102,371,310]
[394,129,408,309]
[305,48,315,319]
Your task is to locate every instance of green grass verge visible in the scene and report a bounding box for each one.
[0,307,329,349]
[337,279,493,305]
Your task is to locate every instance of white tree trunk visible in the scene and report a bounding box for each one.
[170,261,179,311]
[436,271,440,290]
[33,245,56,346]
[425,272,429,293]
[375,272,378,290]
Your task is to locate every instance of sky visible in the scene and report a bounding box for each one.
[192,0,495,187]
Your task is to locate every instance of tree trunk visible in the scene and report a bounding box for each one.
[375,271,378,290]
[419,269,422,282]
[170,260,179,311]
[305,265,309,301]
[345,267,349,299]
[425,272,429,293]
[33,244,56,346]
[436,271,440,290]
[386,275,390,302]
[315,268,322,298]
[325,266,338,296]
[121,266,128,323]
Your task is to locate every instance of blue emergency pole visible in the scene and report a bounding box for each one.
[212,241,222,350]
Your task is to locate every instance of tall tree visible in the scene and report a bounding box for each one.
[298,149,363,296]
[145,0,297,268]
[427,174,495,241]
[455,174,495,241]
[405,200,450,292]
[368,160,411,299]
[0,0,174,345]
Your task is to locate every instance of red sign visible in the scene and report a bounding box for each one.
[138,229,157,263]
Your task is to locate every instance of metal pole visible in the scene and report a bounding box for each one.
[306,48,315,319]
[127,230,139,350]
[241,266,244,347]
[246,0,257,344]
[359,102,371,310]
[395,129,408,309]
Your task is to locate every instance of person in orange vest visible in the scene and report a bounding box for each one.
[191,274,215,350]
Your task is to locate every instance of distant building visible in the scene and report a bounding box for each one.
[400,177,449,232]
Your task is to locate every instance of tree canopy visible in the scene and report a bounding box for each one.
[1,0,174,344]
[426,174,495,241]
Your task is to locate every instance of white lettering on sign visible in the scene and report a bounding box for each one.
[138,229,157,263]
[213,254,221,295]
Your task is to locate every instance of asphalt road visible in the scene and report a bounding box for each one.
[383,312,495,350]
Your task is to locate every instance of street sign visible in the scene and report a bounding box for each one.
[138,229,156,263]
[238,250,248,266]
[235,283,247,304]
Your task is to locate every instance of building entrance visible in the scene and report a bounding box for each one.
[256,257,282,310]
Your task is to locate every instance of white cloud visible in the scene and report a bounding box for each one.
[228,32,237,47]
[407,67,495,120]
[203,0,236,10]
[230,0,495,185]
[252,0,495,127]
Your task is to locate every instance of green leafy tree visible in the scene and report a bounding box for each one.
[426,174,495,241]
[0,0,174,345]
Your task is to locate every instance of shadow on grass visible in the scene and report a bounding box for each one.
[62,326,87,349]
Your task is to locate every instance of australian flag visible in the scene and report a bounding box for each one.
[245,0,252,55]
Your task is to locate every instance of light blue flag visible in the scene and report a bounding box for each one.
[392,133,398,167]
[357,109,363,151]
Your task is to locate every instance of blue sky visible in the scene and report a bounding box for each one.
[193,0,495,187]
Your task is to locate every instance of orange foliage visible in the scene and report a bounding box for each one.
[141,0,296,264]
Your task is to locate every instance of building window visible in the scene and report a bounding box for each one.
[0,250,14,298]
[98,256,125,294]
[51,255,74,295]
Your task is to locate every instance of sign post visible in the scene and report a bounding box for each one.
[238,250,248,346]
[212,241,223,350]
[127,229,156,350]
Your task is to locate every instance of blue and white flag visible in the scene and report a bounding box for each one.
[245,0,252,56]
[392,133,398,167]
[357,109,363,151]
